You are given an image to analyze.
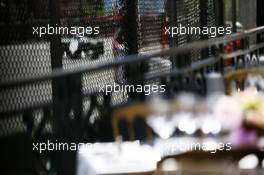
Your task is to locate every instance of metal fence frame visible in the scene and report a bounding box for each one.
[1,0,264,175]
[1,24,264,175]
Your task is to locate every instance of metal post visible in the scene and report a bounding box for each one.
[200,0,209,59]
[166,0,182,93]
[123,0,143,99]
[49,0,77,175]
[215,0,224,28]
[123,0,138,55]
[167,0,178,67]
[50,0,63,70]
[257,0,264,44]
[232,0,237,33]
[214,0,224,72]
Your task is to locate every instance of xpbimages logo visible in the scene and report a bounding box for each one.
[32,24,100,37]
[99,82,166,95]
[32,140,93,153]
[164,24,232,38]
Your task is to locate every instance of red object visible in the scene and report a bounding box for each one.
[226,42,233,53]
[225,42,233,66]
[161,16,169,48]
[236,39,241,50]
[224,39,241,66]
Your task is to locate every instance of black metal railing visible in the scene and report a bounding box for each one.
[0,0,263,174]
[0,25,264,175]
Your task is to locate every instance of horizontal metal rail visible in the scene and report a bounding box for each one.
[0,26,264,89]
[220,43,264,59]
[145,56,219,80]
[1,26,264,118]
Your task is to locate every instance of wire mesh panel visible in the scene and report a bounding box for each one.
[0,3,53,172]
[2,1,258,174]
[138,0,167,51]
[0,0,221,136]
[175,0,201,46]
[0,0,52,138]
[59,0,129,112]
[137,0,206,87]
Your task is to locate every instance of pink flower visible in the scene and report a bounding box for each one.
[213,96,243,130]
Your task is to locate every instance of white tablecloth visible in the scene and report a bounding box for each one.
[77,141,160,175]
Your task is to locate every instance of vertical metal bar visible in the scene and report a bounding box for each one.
[68,74,83,142]
[219,44,225,74]
[50,0,63,70]
[214,0,224,72]
[257,0,264,28]
[257,0,264,45]
[166,0,182,93]
[200,0,209,59]
[231,0,238,70]
[167,0,178,67]
[199,0,211,83]
[232,0,237,33]
[215,0,224,28]
[49,0,76,175]
[50,0,63,140]
[123,0,143,99]
[200,0,208,40]
[123,0,139,55]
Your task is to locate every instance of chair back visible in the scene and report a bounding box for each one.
[225,68,264,94]
[112,102,153,141]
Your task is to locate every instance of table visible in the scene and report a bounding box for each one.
[77,137,264,175]
[77,141,160,175]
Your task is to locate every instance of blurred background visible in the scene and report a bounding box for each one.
[0,0,264,175]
